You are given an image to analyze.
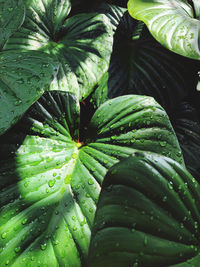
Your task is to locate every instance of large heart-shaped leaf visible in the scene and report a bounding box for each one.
[128,0,200,59]
[0,51,57,135]
[91,7,198,112]
[0,0,25,49]
[4,0,113,100]
[0,92,183,265]
[88,152,200,266]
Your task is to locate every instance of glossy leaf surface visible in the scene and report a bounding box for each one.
[128,0,200,59]
[91,7,198,112]
[0,0,25,49]
[0,51,57,135]
[0,92,183,266]
[4,0,113,100]
[89,152,200,267]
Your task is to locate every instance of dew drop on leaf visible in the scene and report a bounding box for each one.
[1,232,7,239]
[22,218,28,225]
[40,243,47,250]
[89,208,93,213]
[24,182,28,188]
[14,99,22,106]
[15,247,21,253]
[160,141,167,147]
[48,179,56,187]
[144,236,148,246]
[194,221,198,229]
[73,226,77,231]
[72,153,77,159]
[88,178,94,185]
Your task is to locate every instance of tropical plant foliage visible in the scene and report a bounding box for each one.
[0,0,199,266]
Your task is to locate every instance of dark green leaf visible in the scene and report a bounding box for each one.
[0,92,182,265]
[0,0,25,49]
[91,9,198,112]
[172,101,200,182]
[128,0,200,59]
[0,51,57,135]
[4,0,113,100]
[88,152,200,267]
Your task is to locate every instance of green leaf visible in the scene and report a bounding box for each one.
[0,0,25,49]
[0,92,182,265]
[4,0,113,100]
[88,152,200,267]
[0,51,57,135]
[96,3,126,31]
[91,9,198,112]
[128,0,200,59]
[172,101,200,182]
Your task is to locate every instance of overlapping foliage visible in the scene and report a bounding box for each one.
[0,0,199,266]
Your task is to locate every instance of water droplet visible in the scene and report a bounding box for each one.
[168,182,173,190]
[80,220,86,226]
[88,178,94,185]
[48,179,56,187]
[22,218,27,225]
[194,221,198,229]
[1,232,7,239]
[24,182,28,188]
[40,243,47,250]
[176,151,182,157]
[15,247,21,253]
[64,175,70,184]
[160,141,167,147]
[150,216,154,221]
[16,78,24,84]
[53,240,59,245]
[73,226,77,231]
[89,208,93,213]
[144,236,148,246]
[72,153,77,159]
[14,99,22,106]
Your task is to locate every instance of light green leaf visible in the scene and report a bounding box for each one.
[91,8,198,112]
[88,152,200,267]
[0,92,182,265]
[4,0,113,100]
[0,0,25,49]
[128,0,200,59]
[0,51,57,135]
